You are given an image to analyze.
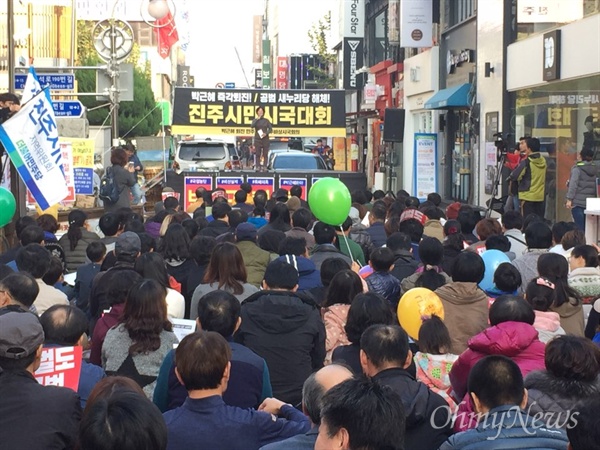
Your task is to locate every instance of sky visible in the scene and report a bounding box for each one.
[183,0,336,89]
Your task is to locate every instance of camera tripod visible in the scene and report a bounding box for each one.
[485,151,507,218]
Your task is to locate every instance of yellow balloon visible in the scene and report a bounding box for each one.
[397,288,444,340]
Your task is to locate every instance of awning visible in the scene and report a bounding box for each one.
[424,83,472,109]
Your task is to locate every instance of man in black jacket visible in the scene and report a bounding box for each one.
[387,232,418,283]
[0,311,81,448]
[199,201,232,238]
[236,260,326,407]
[360,324,452,450]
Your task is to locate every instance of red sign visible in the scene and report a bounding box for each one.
[247,177,274,199]
[34,346,82,392]
[216,177,243,203]
[184,176,213,212]
[276,56,288,90]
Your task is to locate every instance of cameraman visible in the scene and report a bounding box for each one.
[508,137,547,219]
[504,137,527,212]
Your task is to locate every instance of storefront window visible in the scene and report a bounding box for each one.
[515,77,600,222]
[516,0,600,40]
[449,110,472,203]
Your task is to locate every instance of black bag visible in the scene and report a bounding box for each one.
[99,167,120,204]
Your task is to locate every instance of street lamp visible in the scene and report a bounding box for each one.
[93,0,176,145]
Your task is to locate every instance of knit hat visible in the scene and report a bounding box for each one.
[235,222,257,241]
[0,311,44,360]
[446,202,462,220]
[286,196,301,213]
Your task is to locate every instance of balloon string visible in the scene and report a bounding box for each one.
[339,225,360,267]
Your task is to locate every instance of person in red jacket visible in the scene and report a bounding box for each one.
[449,294,546,432]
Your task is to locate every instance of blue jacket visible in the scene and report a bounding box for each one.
[439,405,569,449]
[366,221,387,247]
[163,395,310,450]
[79,360,106,408]
[260,426,318,450]
[366,271,402,308]
[153,340,272,413]
[276,255,322,291]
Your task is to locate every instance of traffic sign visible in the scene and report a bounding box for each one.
[53,100,84,118]
[14,73,75,91]
[215,82,225,88]
[225,82,235,89]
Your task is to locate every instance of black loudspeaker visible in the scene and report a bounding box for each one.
[383,108,405,142]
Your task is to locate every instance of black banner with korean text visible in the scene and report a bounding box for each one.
[171,88,347,137]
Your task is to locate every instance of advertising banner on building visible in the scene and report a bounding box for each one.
[279,177,307,200]
[216,176,244,202]
[34,346,82,391]
[517,0,583,23]
[60,142,75,202]
[276,57,289,90]
[253,15,263,63]
[262,39,271,89]
[343,0,365,90]
[172,87,347,137]
[343,38,364,90]
[413,133,437,200]
[184,176,213,212]
[247,176,274,199]
[400,0,433,48]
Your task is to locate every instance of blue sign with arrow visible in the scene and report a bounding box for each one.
[53,100,84,117]
[225,82,236,89]
[14,73,75,91]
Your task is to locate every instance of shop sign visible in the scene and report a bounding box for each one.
[447,49,475,75]
[543,30,561,82]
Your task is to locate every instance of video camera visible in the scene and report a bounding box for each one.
[493,132,513,162]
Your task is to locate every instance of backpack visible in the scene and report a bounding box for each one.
[99,167,121,204]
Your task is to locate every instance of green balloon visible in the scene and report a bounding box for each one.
[308,178,352,226]
[0,187,16,228]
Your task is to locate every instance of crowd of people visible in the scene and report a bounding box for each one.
[2,182,600,450]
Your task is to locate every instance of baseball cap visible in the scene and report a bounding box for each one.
[274,188,288,201]
[236,222,257,241]
[115,231,141,256]
[0,311,44,360]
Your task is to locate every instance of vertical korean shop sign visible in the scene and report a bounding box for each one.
[262,39,271,89]
[413,133,437,201]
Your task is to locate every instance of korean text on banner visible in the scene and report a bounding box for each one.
[35,346,83,392]
[413,133,438,201]
[171,88,347,137]
[184,176,213,212]
[279,177,307,200]
[247,177,274,199]
[0,90,68,210]
[69,138,95,195]
[22,67,66,175]
[217,176,243,202]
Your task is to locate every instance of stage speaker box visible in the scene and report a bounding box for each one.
[383,108,405,142]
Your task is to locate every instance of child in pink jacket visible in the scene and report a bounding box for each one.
[414,315,459,412]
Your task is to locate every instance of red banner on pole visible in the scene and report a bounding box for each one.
[155,12,179,59]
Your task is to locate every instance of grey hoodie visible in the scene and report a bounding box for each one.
[567,161,599,208]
